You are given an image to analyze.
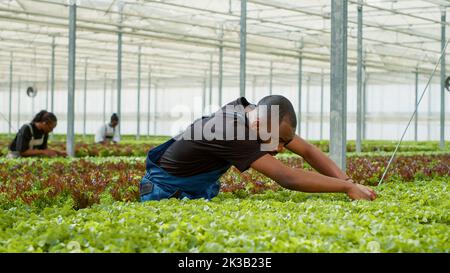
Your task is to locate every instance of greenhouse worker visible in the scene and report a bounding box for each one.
[95,113,120,144]
[140,95,377,202]
[7,110,67,158]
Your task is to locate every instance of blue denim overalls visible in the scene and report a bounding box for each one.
[140,138,231,201]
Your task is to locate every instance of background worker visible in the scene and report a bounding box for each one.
[95,113,120,144]
[7,110,66,158]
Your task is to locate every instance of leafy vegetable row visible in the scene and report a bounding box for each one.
[0,154,448,210]
[0,180,448,252]
[1,138,448,157]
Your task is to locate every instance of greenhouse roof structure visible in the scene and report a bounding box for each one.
[0,0,449,160]
[0,0,449,86]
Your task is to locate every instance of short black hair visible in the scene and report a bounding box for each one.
[257,95,297,129]
[111,113,119,122]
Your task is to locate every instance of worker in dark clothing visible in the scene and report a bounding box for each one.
[139,95,377,202]
[7,110,66,158]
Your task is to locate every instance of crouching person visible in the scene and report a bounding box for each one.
[140,96,377,202]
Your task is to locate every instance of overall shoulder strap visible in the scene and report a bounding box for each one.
[222,111,246,123]
[26,123,35,140]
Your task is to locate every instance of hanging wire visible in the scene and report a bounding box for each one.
[378,36,450,186]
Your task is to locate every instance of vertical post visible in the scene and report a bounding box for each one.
[32,95,35,117]
[17,77,21,130]
[298,53,302,136]
[305,77,310,140]
[218,24,224,107]
[8,52,13,135]
[51,36,56,113]
[440,8,446,150]
[46,68,49,110]
[269,61,273,95]
[83,58,88,138]
[209,54,213,107]
[32,46,37,118]
[147,66,151,136]
[153,84,158,135]
[414,69,419,141]
[356,1,363,153]
[202,73,206,115]
[103,73,107,124]
[239,0,247,97]
[330,0,348,171]
[117,0,124,135]
[427,85,432,141]
[67,1,77,157]
[137,46,142,140]
[252,75,257,102]
[362,66,368,140]
[111,80,115,114]
[320,70,324,140]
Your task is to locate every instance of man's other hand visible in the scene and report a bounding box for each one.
[346,183,377,201]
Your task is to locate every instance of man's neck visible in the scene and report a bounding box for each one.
[246,108,257,126]
[244,104,254,113]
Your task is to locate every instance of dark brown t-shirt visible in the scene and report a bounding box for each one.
[158,97,267,177]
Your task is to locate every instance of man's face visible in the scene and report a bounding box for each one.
[261,120,295,155]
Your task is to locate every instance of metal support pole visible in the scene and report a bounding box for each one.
[305,77,310,139]
[298,54,302,136]
[103,73,107,124]
[46,68,49,110]
[440,9,446,150]
[8,52,13,135]
[218,25,224,107]
[83,58,88,138]
[209,54,213,107]
[330,0,348,171]
[153,84,158,135]
[427,85,432,141]
[17,77,21,130]
[117,1,124,135]
[147,66,151,136]
[239,0,247,97]
[110,80,115,114]
[67,1,77,157]
[414,69,419,141]
[137,46,141,140]
[51,36,55,113]
[32,95,35,117]
[202,73,206,115]
[269,61,273,95]
[320,71,324,140]
[362,66,368,140]
[356,1,363,153]
[252,75,257,102]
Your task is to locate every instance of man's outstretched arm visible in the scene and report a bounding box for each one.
[285,135,348,180]
[250,154,376,201]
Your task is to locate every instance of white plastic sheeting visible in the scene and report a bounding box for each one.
[0,0,449,140]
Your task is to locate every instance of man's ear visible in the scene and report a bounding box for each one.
[250,119,259,131]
